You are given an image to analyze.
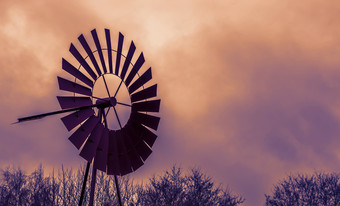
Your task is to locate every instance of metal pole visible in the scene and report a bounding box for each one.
[102,108,123,206]
[79,162,90,206]
[114,175,123,206]
[89,165,97,206]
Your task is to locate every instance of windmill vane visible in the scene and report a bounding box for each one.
[17,28,161,206]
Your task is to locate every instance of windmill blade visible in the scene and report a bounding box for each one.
[128,121,157,148]
[107,130,121,175]
[93,128,109,172]
[120,41,136,80]
[131,84,157,103]
[135,140,152,161]
[128,149,144,171]
[128,68,152,94]
[124,122,153,161]
[116,130,133,175]
[132,100,161,113]
[130,112,160,131]
[78,34,102,76]
[124,121,142,145]
[69,43,97,80]
[105,29,113,73]
[121,129,144,170]
[91,29,107,73]
[57,76,92,96]
[115,32,124,75]
[61,107,94,131]
[68,115,100,149]
[139,125,157,148]
[124,53,145,86]
[79,122,104,162]
[62,58,94,88]
[57,96,92,109]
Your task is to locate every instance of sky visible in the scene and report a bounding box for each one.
[1,0,340,205]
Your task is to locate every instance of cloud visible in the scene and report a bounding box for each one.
[2,0,340,205]
[143,2,340,204]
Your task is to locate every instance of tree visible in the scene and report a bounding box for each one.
[0,164,243,205]
[265,172,340,205]
[0,167,30,206]
[94,170,135,205]
[27,164,55,206]
[134,166,244,206]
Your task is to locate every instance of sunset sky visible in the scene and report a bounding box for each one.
[2,1,340,205]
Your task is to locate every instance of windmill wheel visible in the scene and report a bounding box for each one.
[57,29,160,176]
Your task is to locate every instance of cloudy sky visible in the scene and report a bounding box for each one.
[2,0,340,205]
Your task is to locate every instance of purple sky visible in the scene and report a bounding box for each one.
[1,1,340,205]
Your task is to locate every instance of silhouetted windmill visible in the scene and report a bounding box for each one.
[17,29,161,206]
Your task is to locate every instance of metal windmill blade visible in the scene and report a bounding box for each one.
[16,29,161,206]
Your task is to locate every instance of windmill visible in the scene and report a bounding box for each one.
[16,29,161,206]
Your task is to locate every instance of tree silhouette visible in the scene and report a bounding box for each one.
[134,166,244,206]
[27,164,55,205]
[0,164,243,206]
[0,167,30,205]
[265,172,340,205]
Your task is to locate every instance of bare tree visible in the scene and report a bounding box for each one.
[134,166,244,206]
[0,164,243,206]
[135,166,186,206]
[57,165,90,206]
[27,164,55,205]
[95,171,135,206]
[0,167,30,206]
[51,169,60,206]
[185,168,244,206]
[265,172,340,205]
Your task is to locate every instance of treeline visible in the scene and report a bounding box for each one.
[0,165,244,206]
[265,172,340,205]
[0,164,339,205]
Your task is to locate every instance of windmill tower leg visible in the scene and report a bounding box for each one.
[79,162,90,206]
[89,165,97,206]
[114,175,123,206]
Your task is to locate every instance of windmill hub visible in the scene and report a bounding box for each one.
[109,97,117,106]
[91,74,132,130]
[95,97,117,108]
